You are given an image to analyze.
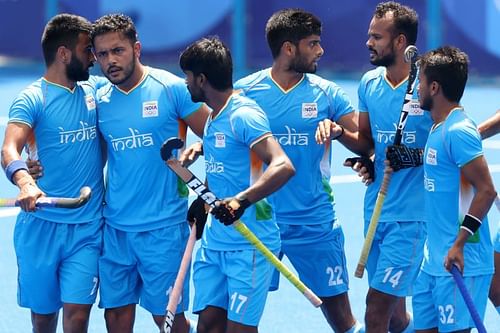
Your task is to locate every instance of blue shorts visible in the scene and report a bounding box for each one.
[270,221,349,297]
[494,222,500,253]
[98,222,190,315]
[13,213,102,314]
[193,247,275,326]
[366,221,425,297]
[413,270,491,332]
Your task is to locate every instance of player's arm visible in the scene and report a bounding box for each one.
[212,135,295,225]
[1,122,44,211]
[444,155,497,272]
[478,109,500,140]
[185,104,210,138]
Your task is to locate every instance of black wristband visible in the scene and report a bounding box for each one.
[460,213,482,235]
[333,125,344,140]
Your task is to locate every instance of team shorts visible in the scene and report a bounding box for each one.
[14,213,103,314]
[98,222,190,315]
[270,221,349,297]
[192,247,276,326]
[413,270,491,332]
[365,221,425,296]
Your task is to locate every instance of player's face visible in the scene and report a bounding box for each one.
[93,32,138,87]
[184,70,206,103]
[366,14,398,67]
[66,33,94,82]
[290,35,323,74]
[418,70,433,111]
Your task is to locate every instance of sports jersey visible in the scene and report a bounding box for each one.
[235,69,353,225]
[358,66,433,223]
[201,92,279,250]
[97,67,202,232]
[8,77,105,223]
[423,107,493,276]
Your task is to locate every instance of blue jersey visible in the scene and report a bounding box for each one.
[8,77,105,223]
[202,93,280,251]
[97,67,202,232]
[358,67,433,223]
[236,69,353,225]
[423,108,493,276]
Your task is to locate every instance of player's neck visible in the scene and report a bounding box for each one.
[207,89,234,118]
[44,67,76,90]
[270,64,303,91]
[117,62,146,92]
[431,100,461,124]
[385,61,410,87]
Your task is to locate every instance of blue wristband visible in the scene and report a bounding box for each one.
[5,159,28,184]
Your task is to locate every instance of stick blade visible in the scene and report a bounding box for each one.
[160,137,184,161]
[404,45,418,63]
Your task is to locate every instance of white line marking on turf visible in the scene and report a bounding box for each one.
[1,164,499,219]
[0,116,8,126]
[0,207,19,218]
[483,139,500,149]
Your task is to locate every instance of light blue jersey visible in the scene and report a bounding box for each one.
[423,107,493,276]
[202,92,280,251]
[8,77,105,223]
[236,69,353,225]
[97,67,202,232]
[358,67,433,223]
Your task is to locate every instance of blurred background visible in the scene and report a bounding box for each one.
[1,0,500,80]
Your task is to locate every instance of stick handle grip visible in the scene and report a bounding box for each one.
[355,167,392,278]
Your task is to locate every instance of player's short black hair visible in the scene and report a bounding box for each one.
[419,45,469,103]
[91,14,137,46]
[265,8,322,59]
[179,36,233,91]
[41,13,92,67]
[374,1,418,45]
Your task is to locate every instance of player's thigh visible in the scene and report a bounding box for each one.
[225,249,275,327]
[14,214,62,313]
[98,224,140,309]
[136,222,190,315]
[60,218,102,305]
[412,270,437,331]
[193,247,228,315]
[281,222,349,297]
[368,221,425,297]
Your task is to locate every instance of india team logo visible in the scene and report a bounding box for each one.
[426,147,437,165]
[301,103,318,118]
[143,101,159,118]
[215,132,226,148]
[409,100,423,116]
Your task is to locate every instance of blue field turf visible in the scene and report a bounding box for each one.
[0,72,499,332]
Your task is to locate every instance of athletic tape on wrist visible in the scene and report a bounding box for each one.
[460,213,482,235]
[5,159,28,184]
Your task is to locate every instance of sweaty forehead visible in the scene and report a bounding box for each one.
[369,13,394,34]
[93,31,130,50]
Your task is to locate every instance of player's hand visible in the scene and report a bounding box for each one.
[315,119,344,144]
[386,145,423,171]
[16,176,45,212]
[187,197,208,240]
[444,244,465,273]
[344,156,374,185]
[180,142,203,167]
[211,196,251,226]
[26,158,43,180]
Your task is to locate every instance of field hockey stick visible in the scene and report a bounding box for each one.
[354,45,419,278]
[0,186,91,209]
[160,137,322,308]
[161,223,197,333]
[450,265,487,333]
